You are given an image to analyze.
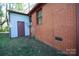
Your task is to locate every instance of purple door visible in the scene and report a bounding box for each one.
[18,21,25,37]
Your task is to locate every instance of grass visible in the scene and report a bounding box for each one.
[0,33,66,56]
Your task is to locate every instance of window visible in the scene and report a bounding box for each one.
[36,9,42,25]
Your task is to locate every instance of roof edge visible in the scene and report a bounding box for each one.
[8,10,29,16]
[28,3,46,15]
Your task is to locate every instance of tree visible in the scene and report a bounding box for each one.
[0,4,3,17]
[15,3,23,11]
[0,4,4,29]
[8,3,15,10]
[0,7,3,17]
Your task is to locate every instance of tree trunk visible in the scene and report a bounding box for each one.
[0,17,2,29]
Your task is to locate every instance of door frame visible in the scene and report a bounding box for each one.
[76,3,79,55]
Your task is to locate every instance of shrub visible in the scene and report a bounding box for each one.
[0,26,9,32]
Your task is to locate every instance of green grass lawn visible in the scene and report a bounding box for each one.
[0,33,66,56]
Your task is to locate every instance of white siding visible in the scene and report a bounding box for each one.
[9,12,30,37]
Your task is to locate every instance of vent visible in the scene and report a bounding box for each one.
[55,36,63,41]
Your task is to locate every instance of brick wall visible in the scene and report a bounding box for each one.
[31,4,76,55]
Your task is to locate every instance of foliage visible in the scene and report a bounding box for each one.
[8,3,24,11]
[15,3,23,11]
[0,28,4,32]
[0,4,3,17]
[3,26,9,32]
[8,3,15,10]
[0,26,9,32]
